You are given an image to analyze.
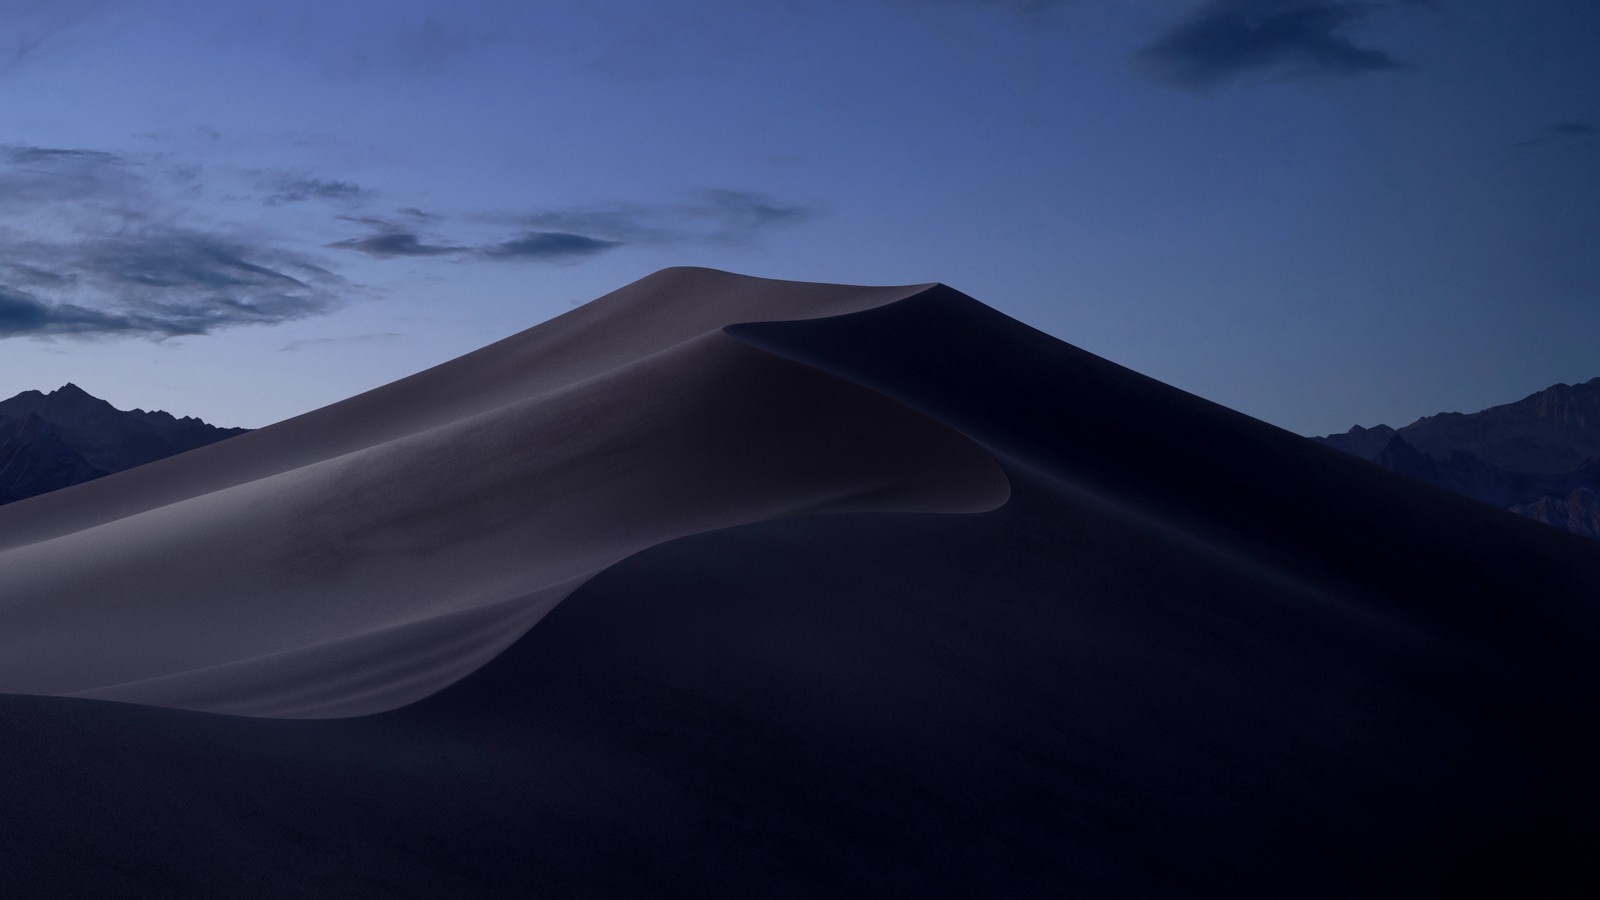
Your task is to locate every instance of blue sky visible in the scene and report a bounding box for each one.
[0,0,1595,435]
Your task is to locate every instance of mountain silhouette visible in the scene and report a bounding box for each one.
[0,384,246,505]
[1317,378,1600,538]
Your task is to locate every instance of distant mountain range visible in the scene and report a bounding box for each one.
[0,384,247,506]
[1317,377,1600,539]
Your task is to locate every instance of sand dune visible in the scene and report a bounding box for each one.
[0,270,1007,717]
[2,268,1597,896]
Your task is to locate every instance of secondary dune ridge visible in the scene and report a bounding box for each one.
[2,268,1597,897]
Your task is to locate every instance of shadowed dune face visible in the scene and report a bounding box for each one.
[0,272,1007,718]
[2,268,1599,896]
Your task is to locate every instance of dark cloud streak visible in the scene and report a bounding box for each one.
[0,137,345,340]
[327,231,462,258]
[1512,120,1600,150]
[692,189,811,238]
[262,175,373,206]
[1550,122,1597,137]
[1,145,121,166]
[0,290,141,338]
[0,142,137,205]
[329,227,618,263]
[0,231,340,339]
[331,188,810,265]
[509,189,815,246]
[481,232,620,261]
[1139,0,1419,91]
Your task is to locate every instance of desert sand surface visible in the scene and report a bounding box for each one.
[2,268,1596,897]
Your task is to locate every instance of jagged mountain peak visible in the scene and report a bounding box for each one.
[1327,375,1600,475]
[0,384,248,506]
[1317,374,1600,537]
[1312,422,1397,461]
[1510,377,1600,429]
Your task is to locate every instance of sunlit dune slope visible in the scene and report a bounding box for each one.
[0,269,1007,717]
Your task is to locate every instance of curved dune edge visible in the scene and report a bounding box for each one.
[64,572,603,719]
[0,271,1010,719]
[0,268,941,553]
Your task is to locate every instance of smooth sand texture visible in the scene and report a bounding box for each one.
[0,269,935,551]
[0,270,1007,717]
[2,269,1597,896]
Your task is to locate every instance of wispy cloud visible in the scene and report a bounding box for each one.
[2,145,120,165]
[261,174,373,206]
[0,0,111,76]
[0,142,136,205]
[1138,0,1423,91]
[0,230,342,339]
[481,232,621,261]
[0,142,344,340]
[690,188,814,238]
[328,225,618,263]
[330,188,812,264]
[280,332,404,352]
[1511,120,1600,151]
[327,231,462,258]
[0,290,140,338]
[508,189,815,245]
[1548,121,1597,139]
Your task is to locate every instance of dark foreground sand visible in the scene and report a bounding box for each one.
[1,269,1596,897]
